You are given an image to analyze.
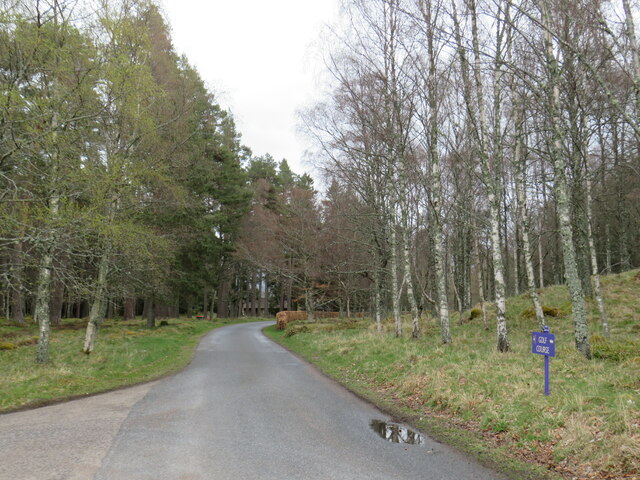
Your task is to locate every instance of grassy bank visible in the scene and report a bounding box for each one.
[0,316,262,413]
[265,270,640,480]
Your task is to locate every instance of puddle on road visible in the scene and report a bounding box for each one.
[370,419,425,445]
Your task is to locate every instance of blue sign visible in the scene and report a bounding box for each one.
[532,331,556,357]
[532,326,555,396]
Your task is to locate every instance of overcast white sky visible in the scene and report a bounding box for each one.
[160,0,341,176]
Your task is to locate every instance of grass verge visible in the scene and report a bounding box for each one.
[265,270,640,480]
[0,316,263,413]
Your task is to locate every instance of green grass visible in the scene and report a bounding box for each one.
[265,270,640,480]
[0,316,263,412]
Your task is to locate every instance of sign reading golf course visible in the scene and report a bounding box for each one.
[532,326,555,396]
[532,330,556,357]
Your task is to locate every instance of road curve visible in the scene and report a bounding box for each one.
[93,321,505,480]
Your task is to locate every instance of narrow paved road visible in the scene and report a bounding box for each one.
[0,381,156,480]
[96,321,504,480]
[0,321,508,480]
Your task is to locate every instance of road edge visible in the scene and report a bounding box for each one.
[262,324,562,480]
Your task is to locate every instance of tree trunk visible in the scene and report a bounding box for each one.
[258,271,267,317]
[35,193,59,364]
[1,289,7,319]
[107,298,115,319]
[421,0,450,343]
[35,255,53,363]
[9,240,25,325]
[514,104,546,331]
[83,250,110,353]
[537,215,545,288]
[305,286,313,322]
[262,273,269,316]
[542,1,591,358]
[472,220,488,330]
[484,28,509,352]
[513,223,520,296]
[210,290,216,319]
[390,214,401,338]
[217,278,230,318]
[146,295,156,328]
[399,188,420,337]
[49,276,64,326]
[203,289,208,317]
[463,228,472,311]
[619,218,631,271]
[585,174,609,337]
[123,297,135,320]
[455,0,509,351]
[374,267,382,333]
[623,0,640,118]
[402,225,420,338]
[432,218,451,342]
[605,224,612,274]
[449,260,462,314]
[249,272,257,316]
[65,294,73,319]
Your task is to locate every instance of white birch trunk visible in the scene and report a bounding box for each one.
[35,112,60,364]
[538,216,545,288]
[585,174,609,337]
[542,1,591,358]
[488,192,510,352]
[390,212,401,337]
[35,194,58,364]
[374,268,382,333]
[472,220,489,330]
[398,154,420,337]
[512,228,520,296]
[605,224,612,274]
[513,106,546,331]
[433,219,451,343]
[623,0,640,117]
[431,189,451,340]
[467,0,509,351]
[402,221,420,338]
[382,0,402,339]
[421,0,451,343]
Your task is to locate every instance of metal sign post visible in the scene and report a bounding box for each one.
[544,353,550,396]
[532,326,556,396]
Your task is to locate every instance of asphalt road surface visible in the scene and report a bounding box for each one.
[1,321,507,480]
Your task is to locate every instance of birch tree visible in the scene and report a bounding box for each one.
[513,99,546,330]
[452,0,510,351]
[83,0,163,353]
[414,0,452,343]
[539,0,591,358]
[3,1,99,363]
